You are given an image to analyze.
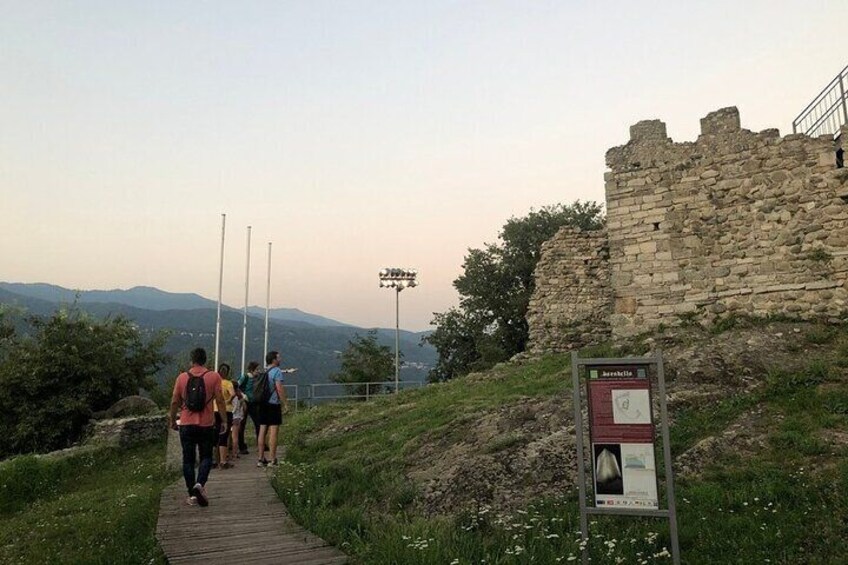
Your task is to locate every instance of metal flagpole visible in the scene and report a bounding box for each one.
[240,226,252,378]
[264,242,272,362]
[215,213,226,369]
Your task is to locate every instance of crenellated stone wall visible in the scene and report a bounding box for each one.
[527,228,611,352]
[528,106,848,347]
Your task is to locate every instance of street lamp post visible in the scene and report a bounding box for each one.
[378,268,418,393]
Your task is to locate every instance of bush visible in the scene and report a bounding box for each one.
[0,307,168,456]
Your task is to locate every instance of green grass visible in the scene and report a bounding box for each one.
[0,440,174,564]
[272,350,848,564]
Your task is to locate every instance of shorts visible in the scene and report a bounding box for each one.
[259,402,282,426]
[214,412,233,446]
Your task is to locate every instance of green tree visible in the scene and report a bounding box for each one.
[0,307,169,456]
[330,331,396,399]
[426,201,604,381]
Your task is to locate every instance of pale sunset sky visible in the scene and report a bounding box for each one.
[2,1,847,330]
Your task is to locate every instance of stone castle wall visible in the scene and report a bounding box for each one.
[527,228,611,352]
[529,106,848,349]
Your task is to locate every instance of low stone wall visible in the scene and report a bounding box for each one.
[165,427,182,473]
[86,414,167,449]
[527,227,611,352]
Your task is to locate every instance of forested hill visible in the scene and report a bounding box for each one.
[0,282,352,327]
[0,284,435,386]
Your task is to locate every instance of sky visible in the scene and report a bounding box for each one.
[2,1,848,330]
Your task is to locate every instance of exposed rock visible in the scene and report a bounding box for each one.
[404,320,843,514]
[94,395,159,420]
[408,396,584,515]
[674,408,769,479]
[85,414,167,448]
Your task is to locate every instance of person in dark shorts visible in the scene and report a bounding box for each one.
[256,350,295,467]
[167,347,227,507]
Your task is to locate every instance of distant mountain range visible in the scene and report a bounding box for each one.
[0,282,435,389]
[0,282,351,327]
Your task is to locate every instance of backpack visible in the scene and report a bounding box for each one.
[185,370,210,412]
[253,370,273,403]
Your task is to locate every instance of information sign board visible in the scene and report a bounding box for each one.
[587,365,659,510]
[570,352,680,565]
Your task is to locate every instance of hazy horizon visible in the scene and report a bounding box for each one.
[3,1,848,330]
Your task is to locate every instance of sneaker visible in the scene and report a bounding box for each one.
[192,483,209,507]
[270,458,279,467]
[185,496,198,506]
[256,459,268,468]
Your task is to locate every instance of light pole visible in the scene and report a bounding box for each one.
[378,268,418,393]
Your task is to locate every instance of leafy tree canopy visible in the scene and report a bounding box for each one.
[330,330,396,398]
[425,201,604,381]
[0,307,169,456]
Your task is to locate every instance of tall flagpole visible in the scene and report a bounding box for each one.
[264,242,272,362]
[241,226,252,377]
[215,213,226,370]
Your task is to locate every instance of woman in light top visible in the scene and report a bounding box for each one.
[213,363,235,469]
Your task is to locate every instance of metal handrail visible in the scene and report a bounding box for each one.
[792,63,848,138]
[308,380,425,403]
[282,384,298,412]
[805,100,844,139]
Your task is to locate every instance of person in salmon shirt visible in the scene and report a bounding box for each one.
[168,347,228,507]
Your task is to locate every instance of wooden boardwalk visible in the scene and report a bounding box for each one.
[156,460,347,564]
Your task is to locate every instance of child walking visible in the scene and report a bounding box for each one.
[230,383,245,460]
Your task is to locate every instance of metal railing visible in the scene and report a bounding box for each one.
[307,380,425,403]
[282,384,298,412]
[792,64,848,138]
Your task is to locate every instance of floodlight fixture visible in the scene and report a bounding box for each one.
[378,266,419,392]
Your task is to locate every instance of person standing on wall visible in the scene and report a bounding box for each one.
[167,347,228,507]
[237,361,261,454]
[255,350,295,467]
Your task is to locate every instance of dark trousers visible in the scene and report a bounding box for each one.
[179,425,215,495]
[247,401,262,440]
[237,407,248,451]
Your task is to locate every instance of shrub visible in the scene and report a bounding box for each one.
[0,308,168,456]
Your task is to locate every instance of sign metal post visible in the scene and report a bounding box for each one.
[570,350,680,564]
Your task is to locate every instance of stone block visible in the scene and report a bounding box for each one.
[700,107,741,135]
[806,280,838,291]
[629,119,669,143]
[615,297,637,314]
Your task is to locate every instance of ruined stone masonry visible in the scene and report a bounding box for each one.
[527,228,611,351]
[528,107,848,352]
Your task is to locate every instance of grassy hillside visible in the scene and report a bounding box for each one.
[0,440,173,564]
[271,321,848,564]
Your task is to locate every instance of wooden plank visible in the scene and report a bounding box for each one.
[156,460,347,564]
